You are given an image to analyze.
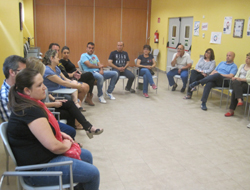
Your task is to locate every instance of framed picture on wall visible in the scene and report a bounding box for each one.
[233,19,244,38]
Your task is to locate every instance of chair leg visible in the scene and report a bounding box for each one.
[4,145,9,185]
[219,88,224,108]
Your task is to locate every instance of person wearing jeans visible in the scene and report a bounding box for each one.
[167,44,193,92]
[189,51,238,111]
[80,42,118,103]
[136,44,157,98]
[108,41,135,93]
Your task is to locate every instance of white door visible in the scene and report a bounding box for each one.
[166,17,193,71]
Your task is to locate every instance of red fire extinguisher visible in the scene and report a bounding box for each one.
[154,30,159,43]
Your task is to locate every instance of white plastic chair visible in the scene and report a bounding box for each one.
[0,122,76,190]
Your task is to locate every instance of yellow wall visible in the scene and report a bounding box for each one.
[150,0,250,71]
[0,0,34,83]
[23,0,34,46]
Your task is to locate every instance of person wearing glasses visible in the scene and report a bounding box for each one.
[167,44,193,92]
[0,55,26,121]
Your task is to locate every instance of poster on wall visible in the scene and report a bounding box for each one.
[223,16,232,34]
[210,32,222,44]
[233,19,244,38]
[202,23,208,30]
[194,21,200,36]
[247,17,250,36]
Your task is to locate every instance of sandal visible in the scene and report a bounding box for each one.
[183,96,191,99]
[78,106,86,112]
[86,127,104,139]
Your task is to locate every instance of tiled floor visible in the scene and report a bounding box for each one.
[1,71,250,189]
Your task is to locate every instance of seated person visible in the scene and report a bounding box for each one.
[189,51,238,110]
[225,53,250,117]
[136,44,157,98]
[26,57,103,139]
[54,45,95,106]
[80,42,118,104]
[43,49,89,111]
[167,44,193,92]
[7,68,100,189]
[108,41,135,93]
[184,48,216,99]
[0,55,75,139]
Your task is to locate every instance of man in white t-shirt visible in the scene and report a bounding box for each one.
[167,44,193,92]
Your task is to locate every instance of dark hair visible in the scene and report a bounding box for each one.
[247,52,250,57]
[3,55,26,79]
[143,44,151,51]
[87,42,95,47]
[48,43,60,50]
[204,48,215,61]
[8,68,47,117]
[43,49,57,65]
[61,46,70,53]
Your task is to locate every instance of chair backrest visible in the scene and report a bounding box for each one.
[0,122,17,166]
[77,61,84,72]
[153,49,159,62]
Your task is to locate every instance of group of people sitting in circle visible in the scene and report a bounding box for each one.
[167,44,250,118]
[0,41,158,189]
[0,41,249,189]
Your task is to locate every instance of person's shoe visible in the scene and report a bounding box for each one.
[125,87,136,93]
[201,102,207,111]
[237,102,243,106]
[143,93,149,98]
[172,83,178,91]
[189,81,199,91]
[225,112,234,117]
[98,95,107,103]
[180,88,185,93]
[152,84,157,90]
[106,91,116,100]
[86,127,104,139]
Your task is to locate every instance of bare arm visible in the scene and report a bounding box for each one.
[28,118,72,154]
[137,59,150,69]
[181,63,192,70]
[46,74,82,89]
[108,59,120,70]
[171,53,180,67]
[84,60,101,69]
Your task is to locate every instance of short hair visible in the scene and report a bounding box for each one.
[117,41,124,46]
[178,44,184,50]
[48,43,60,50]
[204,48,215,61]
[247,53,250,57]
[26,57,45,75]
[61,46,70,53]
[43,49,57,65]
[143,44,151,52]
[87,42,95,47]
[3,55,26,79]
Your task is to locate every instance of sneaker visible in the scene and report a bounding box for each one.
[201,102,207,111]
[152,84,157,90]
[106,91,116,100]
[125,87,136,93]
[172,83,178,91]
[189,81,199,91]
[98,95,107,103]
[180,88,185,93]
[143,93,149,98]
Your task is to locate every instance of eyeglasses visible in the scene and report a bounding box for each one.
[177,48,183,50]
[14,69,21,74]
